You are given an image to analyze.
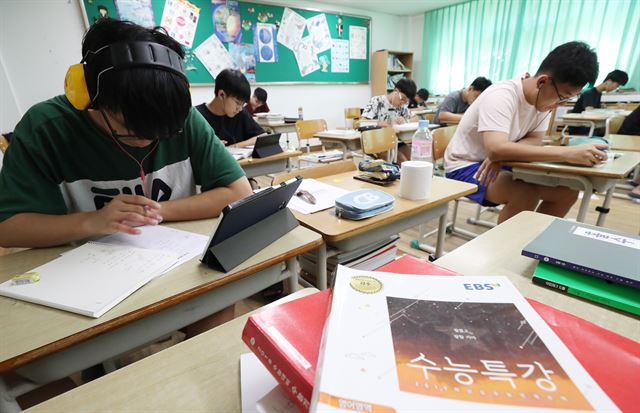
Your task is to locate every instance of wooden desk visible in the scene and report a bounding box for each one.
[0,220,322,409]
[435,211,639,341]
[561,111,630,139]
[292,171,476,289]
[313,130,361,159]
[409,108,436,120]
[25,288,319,413]
[27,215,640,413]
[238,150,302,178]
[393,122,440,143]
[506,151,640,226]
[608,134,640,152]
[256,122,298,152]
[255,121,297,135]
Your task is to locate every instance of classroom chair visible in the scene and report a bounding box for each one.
[542,108,564,146]
[412,126,481,254]
[432,126,500,231]
[344,107,361,130]
[272,159,356,185]
[360,127,398,163]
[423,112,435,123]
[605,115,625,137]
[295,119,328,153]
[605,115,638,198]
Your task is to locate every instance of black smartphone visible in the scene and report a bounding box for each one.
[353,175,395,186]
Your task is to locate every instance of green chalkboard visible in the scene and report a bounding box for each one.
[79,0,371,85]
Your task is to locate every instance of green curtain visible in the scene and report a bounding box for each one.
[422,0,640,94]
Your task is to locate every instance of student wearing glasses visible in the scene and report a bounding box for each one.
[196,69,266,148]
[362,78,419,162]
[444,41,609,224]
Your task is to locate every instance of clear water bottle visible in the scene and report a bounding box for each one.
[410,119,433,164]
[298,106,304,120]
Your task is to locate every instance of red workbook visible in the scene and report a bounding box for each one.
[242,255,639,412]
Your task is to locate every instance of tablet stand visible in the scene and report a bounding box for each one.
[202,207,299,272]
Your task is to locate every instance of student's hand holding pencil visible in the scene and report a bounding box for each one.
[89,194,163,236]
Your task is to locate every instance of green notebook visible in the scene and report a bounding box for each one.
[533,262,640,315]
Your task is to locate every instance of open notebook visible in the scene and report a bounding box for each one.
[0,242,179,318]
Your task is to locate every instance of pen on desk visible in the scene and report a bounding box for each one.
[296,190,317,205]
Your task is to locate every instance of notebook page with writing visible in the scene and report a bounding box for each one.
[97,225,209,274]
[0,242,179,318]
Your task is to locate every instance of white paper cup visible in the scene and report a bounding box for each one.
[399,161,433,200]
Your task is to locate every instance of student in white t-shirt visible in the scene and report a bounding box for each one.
[444,41,608,224]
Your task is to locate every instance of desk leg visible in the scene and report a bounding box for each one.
[336,141,349,159]
[435,212,447,258]
[595,186,615,227]
[285,257,299,294]
[285,132,293,171]
[315,243,327,290]
[576,179,594,222]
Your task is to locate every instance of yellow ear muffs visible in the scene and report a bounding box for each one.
[64,64,91,110]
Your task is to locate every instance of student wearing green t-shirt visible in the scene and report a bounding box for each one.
[0,18,252,248]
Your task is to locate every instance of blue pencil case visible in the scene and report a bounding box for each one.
[335,189,394,220]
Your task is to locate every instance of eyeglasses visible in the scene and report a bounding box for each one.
[396,90,409,104]
[549,78,572,103]
[226,96,247,110]
[100,110,138,140]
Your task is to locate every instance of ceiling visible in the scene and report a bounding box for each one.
[307,0,468,16]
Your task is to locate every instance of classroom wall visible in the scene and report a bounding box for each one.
[405,14,425,88]
[0,0,422,133]
[0,0,85,133]
[0,51,20,135]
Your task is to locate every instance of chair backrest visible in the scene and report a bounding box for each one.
[605,115,626,136]
[360,127,397,156]
[432,125,457,161]
[344,107,361,120]
[295,119,328,141]
[0,135,9,154]
[545,108,557,137]
[272,159,356,185]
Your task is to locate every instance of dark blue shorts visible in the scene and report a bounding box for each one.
[446,163,511,207]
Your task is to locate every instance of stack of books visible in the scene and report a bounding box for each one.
[386,54,406,71]
[298,235,398,284]
[298,149,344,163]
[242,257,633,412]
[387,73,405,89]
[255,113,285,125]
[521,218,640,315]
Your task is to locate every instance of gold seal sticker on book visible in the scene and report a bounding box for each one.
[350,276,383,294]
